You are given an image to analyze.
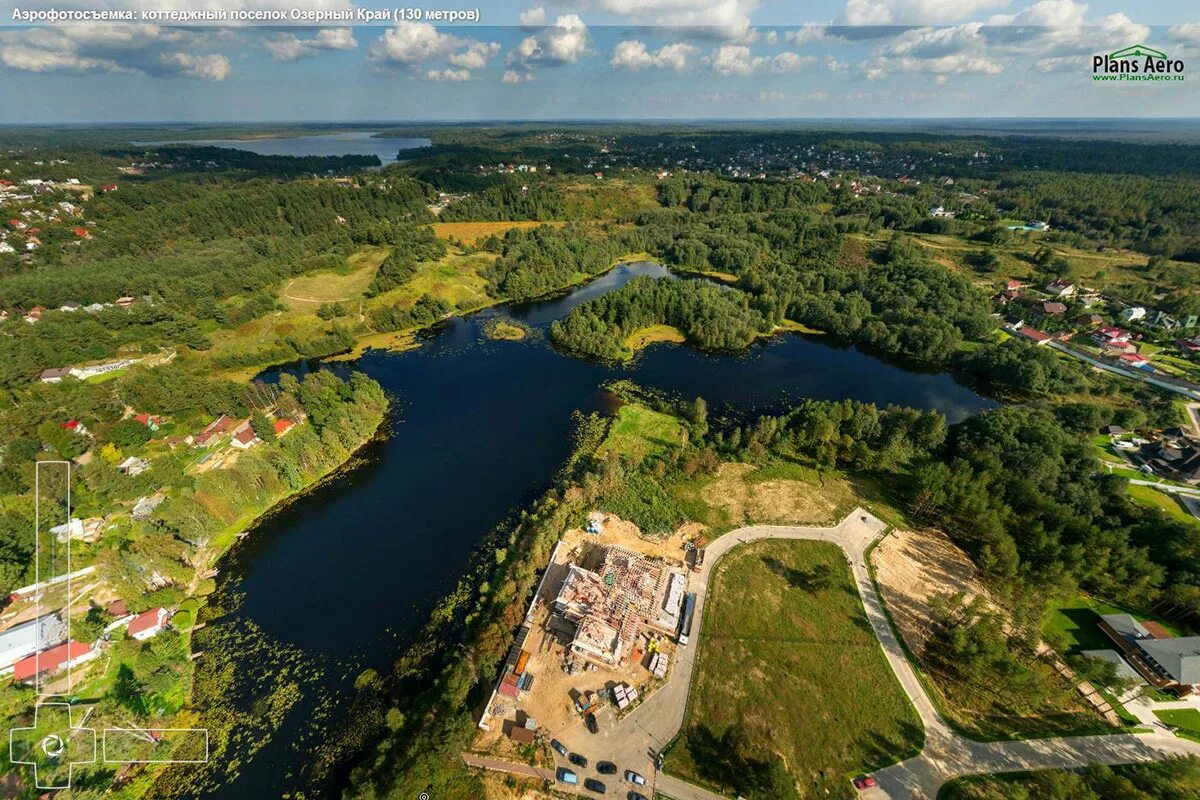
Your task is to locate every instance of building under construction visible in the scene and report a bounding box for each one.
[553,545,687,668]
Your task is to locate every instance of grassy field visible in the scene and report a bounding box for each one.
[671,460,857,534]
[1155,709,1200,743]
[1126,484,1197,525]
[665,539,923,800]
[280,246,388,311]
[429,220,562,245]
[370,248,495,311]
[623,324,685,357]
[596,403,685,462]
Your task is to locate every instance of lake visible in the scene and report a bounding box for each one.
[197,263,995,798]
[134,131,429,164]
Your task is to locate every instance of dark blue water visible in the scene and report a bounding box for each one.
[134,131,429,163]
[201,263,995,798]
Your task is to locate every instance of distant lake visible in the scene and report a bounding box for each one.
[133,131,430,163]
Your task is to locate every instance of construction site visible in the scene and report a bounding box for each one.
[475,512,700,752]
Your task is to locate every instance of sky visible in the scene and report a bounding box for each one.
[0,0,1198,122]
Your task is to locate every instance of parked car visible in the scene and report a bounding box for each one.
[597,761,617,774]
[550,739,568,757]
[853,774,877,790]
[583,777,606,793]
[557,768,578,785]
[585,712,599,733]
[569,752,588,768]
[624,770,646,785]
[628,793,648,800]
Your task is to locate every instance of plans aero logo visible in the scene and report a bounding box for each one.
[1092,44,1185,82]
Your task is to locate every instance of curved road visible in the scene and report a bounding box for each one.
[543,509,1200,800]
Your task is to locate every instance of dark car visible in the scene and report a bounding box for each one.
[628,793,648,800]
[583,777,606,793]
[569,752,588,768]
[550,739,568,757]
[585,712,599,733]
[597,761,617,775]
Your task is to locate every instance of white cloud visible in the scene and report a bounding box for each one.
[569,0,761,39]
[519,6,548,26]
[707,44,815,75]
[502,68,534,83]
[784,24,830,44]
[505,13,590,71]
[448,41,501,70]
[0,24,231,79]
[840,0,1006,26]
[426,67,472,81]
[160,51,231,81]
[984,0,1149,55]
[610,40,696,70]
[265,28,357,62]
[368,22,500,80]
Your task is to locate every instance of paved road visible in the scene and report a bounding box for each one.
[496,509,1200,799]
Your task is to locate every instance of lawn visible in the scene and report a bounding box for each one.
[1042,594,1185,656]
[596,403,684,463]
[1155,708,1200,743]
[1126,483,1197,526]
[664,540,923,800]
[369,248,495,311]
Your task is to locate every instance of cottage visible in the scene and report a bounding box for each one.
[1119,352,1151,369]
[230,420,260,450]
[39,367,71,383]
[1098,614,1200,695]
[1120,306,1147,323]
[116,296,134,309]
[131,493,165,521]
[273,418,296,438]
[1016,327,1053,345]
[134,413,161,431]
[60,419,87,435]
[60,301,81,312]
[1046,279,1076,298]
[11,641,96,683]
[117,456,150,476]
[193,414,234,446]
[127,607,170,641]
[50,517,105,544]
[1042,301,1067,316]
[0,614,68,670]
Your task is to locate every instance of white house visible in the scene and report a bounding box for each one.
[127,607,170,641]
[1120,306,1147,323]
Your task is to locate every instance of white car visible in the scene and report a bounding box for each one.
[625,770,646,785]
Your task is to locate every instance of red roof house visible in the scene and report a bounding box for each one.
[12,641,94,683]
[72,227,91,239]
[272,418,296,437]
[230,420,259,450]
[193,414,234,446]
[1017,327,1052,345]
[127,607,170,641]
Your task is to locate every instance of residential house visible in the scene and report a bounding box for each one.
[0,614,68,670]
[39,367,71,383]
[1092,326,1133,346]
[134,413,161,431]
[117,457,150,476]
[1121,306,1147,323]
[1046,279,1076,298]
[1042,301,1067,316]
[60,419,88,435]
[50,517,105,544]
[131,493,165,522]
[1178,337,1200,354]
[60,301,81,312]
[1135,438,1200,484]
[1119,352,1151,370]
[230,420,260,450]
[11,641,96,684]
[1005,279,1026,291]
[193,414,234,446]
[1098,614,1200,695]
[116,296,134,309]
[1016,326,1053,345]
[127,608,170,641]
[273,418,296,438]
